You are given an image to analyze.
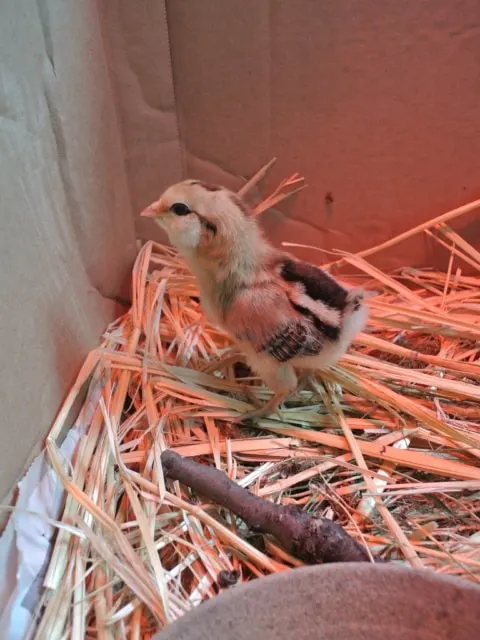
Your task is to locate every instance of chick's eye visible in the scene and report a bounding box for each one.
[169,202,191,216]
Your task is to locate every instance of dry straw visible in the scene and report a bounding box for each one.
[18,160,480,638]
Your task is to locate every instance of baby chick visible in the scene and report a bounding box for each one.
[141,180,369,421]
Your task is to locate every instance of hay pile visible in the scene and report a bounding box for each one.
[35,168,480,638]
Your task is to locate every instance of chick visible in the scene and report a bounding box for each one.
[141,180,369,421]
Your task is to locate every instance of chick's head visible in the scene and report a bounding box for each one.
[141,180,257,258]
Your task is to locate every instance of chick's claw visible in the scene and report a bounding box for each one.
[238,393,287,424]
[241,385,264,409]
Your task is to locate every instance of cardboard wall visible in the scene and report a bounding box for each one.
[124,0,480,267]
[0,0,136,501]
[98,0,184,244]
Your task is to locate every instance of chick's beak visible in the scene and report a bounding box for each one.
[140,200,163,218]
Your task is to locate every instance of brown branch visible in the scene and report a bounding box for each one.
[161,450,381,565]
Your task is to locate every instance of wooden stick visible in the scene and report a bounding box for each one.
[161,450,377,564]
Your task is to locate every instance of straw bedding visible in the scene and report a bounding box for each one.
[30,168,480,638]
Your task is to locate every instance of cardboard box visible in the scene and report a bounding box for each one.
[1,0,479,635]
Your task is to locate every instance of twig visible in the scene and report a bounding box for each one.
[161,450,378,565]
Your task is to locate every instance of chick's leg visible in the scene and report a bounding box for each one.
[298,372,322,394]
[241,393,286,422]
[241,385,264,410]
[240,362,297,422]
